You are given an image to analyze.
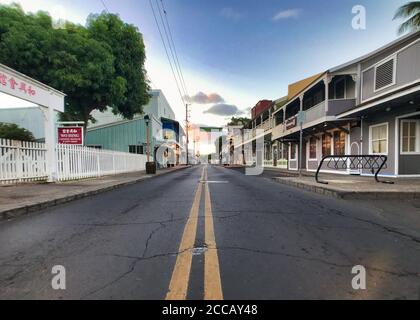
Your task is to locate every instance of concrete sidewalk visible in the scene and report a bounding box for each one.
[0,165,191,221]
[271,173,420,200]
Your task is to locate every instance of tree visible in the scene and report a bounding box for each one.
[228,117,250,126]
[0,123,35,141]
[87,13,151,119]
[0,4,150,133]
[394,2,420,34]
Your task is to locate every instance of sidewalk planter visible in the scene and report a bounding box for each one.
[146,162,157,174]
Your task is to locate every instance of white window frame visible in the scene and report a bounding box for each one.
[400,119,420,155]
[290,143,297,161]
[308,137,318,161]
[332,130,347,156]
[373,56,397,93]
[369,122,389,155]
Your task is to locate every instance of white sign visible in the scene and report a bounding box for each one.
[0,63,65,112]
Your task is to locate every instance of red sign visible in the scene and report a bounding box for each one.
[57,127,84,145]
[285,117,297,130]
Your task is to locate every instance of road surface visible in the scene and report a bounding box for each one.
[1,165,420,299]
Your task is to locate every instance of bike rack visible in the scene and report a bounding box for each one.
[315,155,395,185]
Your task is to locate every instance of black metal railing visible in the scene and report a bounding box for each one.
[315,155,394,185]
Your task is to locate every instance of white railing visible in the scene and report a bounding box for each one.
[56,144,148,182]
[1,139,148,184]
[0,139,48,184]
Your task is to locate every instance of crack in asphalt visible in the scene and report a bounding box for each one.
[215,246,420,278]
[81,221,175,299]
[304,200,420,245]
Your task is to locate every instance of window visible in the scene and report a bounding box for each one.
[129,145,144,154]
[290,144,297,160]
[370,123,388,154]
[309,137,317,159]
[401,120,419,153]
[88,145,102,149]
[334,78,346,99]
[334,131,346,156]
[375,57,396,91]
[322,134,332,158]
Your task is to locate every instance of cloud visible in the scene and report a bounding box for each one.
[272,9,301,21]
[185,92,225,104]
[220,7,243,21]
[204,104,244,116]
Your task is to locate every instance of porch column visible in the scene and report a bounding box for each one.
[42,103,57,182]
[298,94,304,176]
[324,75,331,113]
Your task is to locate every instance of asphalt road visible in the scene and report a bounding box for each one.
[1,165,420,300]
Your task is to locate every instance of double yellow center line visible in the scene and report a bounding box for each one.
[166,166,223,300]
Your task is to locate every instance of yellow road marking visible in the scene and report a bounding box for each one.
[165,166,223,300]
[165,167,205,300]
[204,167,224,300]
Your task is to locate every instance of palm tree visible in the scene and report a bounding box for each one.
[394,1,420,34]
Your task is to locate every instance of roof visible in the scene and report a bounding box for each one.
[330,30,420,73]
[287,72,326,101]
[276,30,420,110]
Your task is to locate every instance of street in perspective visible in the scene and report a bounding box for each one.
[1,0,420,305]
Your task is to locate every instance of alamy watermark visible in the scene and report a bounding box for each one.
[51,265,66,290]
[351,265,367,290]
[352,5,366,30]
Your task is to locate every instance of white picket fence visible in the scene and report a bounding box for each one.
[56,144,148,182]
[0,139,48,184]
[1,139,148,184]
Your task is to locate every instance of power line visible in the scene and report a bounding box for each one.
[159,0,190,98]
[100,0,110,13]
[149,0,185,106]
[155,0,188,99]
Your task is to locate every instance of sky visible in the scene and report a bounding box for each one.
[0,0,410,137]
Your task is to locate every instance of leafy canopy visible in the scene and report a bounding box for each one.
[394,1,420,34]
[0,123,35,141]
[0,4,150,127]
[228,117,250,126]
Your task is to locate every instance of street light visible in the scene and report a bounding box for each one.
[144,115,150,162]
[144,115,156,174]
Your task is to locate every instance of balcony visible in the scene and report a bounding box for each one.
[256,119,273,132]
[272,123,285,140]
[304,101,326,124]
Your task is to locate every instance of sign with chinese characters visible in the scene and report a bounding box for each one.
[57,127,84,145]
[0,64,64,112]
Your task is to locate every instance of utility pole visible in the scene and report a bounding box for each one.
[186,103,190,165]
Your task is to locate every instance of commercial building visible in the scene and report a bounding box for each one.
[86,89,185,166]
[234,30,420,178]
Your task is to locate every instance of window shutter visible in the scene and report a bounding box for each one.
[375,59,395,90]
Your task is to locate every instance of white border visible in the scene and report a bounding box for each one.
[368,122,389,155]
[395,111,420,177]
[400,119,420,154]
[373,56,397,93]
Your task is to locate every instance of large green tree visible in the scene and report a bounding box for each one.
[0,123,35,141]
[0,4,150,131]
[87,13,150,119]
[394,1,420,34]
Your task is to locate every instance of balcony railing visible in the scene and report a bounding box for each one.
[304,101,326,124]
[272,123,285,140]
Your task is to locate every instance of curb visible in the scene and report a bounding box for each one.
[272,177,420,200]
[1,166,192,221]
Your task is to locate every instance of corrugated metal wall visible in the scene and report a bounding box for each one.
[86,118,156,153]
